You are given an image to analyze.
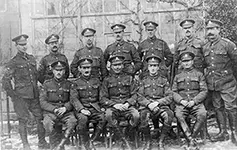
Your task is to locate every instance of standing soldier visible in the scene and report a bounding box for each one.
[100,54,140,150]
[172,52,207,149]
[70,57,105,150]
[40,61,77,150]
[173,19,204,77]
[38,34,69,84]
[104,24,142,76]
[137,53,174,150]
[203,19,237,143]
[138,21,173,79]
[70,28,107,80]
[2,34,49,150]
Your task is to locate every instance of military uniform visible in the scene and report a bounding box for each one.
[104,24,142,76]
[172,52,207,147]
[38,34,69,84]
[203,19,237,143]
[70,57,105,150]
[40,61,77,150]
[2,34,48,150]
[138,53,173,150]
[100,54,139,149]
[173,19,204,74]
[70,28,107,79]
[138,21,173,79]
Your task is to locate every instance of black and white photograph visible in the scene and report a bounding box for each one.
[0,0,237,150]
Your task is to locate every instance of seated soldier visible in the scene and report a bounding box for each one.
[40,61,77,150]
[172,52,207,150]
[100,54,140,150]
[70,57,105,150]
[138,53,174,150]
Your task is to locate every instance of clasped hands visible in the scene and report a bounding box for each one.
[54,107,67,116]
[148,101,160,112]
[180,100,195,108]
[113,102,130,111]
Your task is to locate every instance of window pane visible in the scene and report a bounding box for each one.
[46,0,60,15]
[90,0,102,13]
[34,0,45,15]
[0,0,6,11]
[119,0,129,12]
[104,0,116,12]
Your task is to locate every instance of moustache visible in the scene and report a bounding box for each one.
[186,30,190,33]
[207,33,214,36]
[53,46,58,49]
[85,71,89,74]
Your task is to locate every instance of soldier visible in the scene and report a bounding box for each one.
[70,57,105,150]
[70,28,107,80]
[2,34,49,150]
[40,61,77,150]
[100,54,140,150]
[137,53,173,150]
[138,21,173,79]
[172,52,207,149]
[104,23,142,76]
[38,34,69,84]
[203,19,237,143]
[173,19,204,75]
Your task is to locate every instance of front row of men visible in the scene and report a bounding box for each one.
[38,50,208,150]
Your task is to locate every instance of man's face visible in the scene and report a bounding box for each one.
[16,43,28,53]
[183,26,194,38]
[181,59,193,69]
[80,65,92,76]
[146,28,156,38]
[83,35,94,48]
[53,69,65,79]
[49,41,59,53]
[114,30,124,41]
[148,64,159,75]
[111,63,124,74]
[206,27,220,40]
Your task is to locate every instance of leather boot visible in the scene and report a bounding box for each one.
[158,124,171,150]
[213,110,229,141]
[192,119,205,138]
[115,126,133,150]
[37,119,50,149]
[142,127,151,150]
[55,128,72,150]
[79,131,91,150]
[19,119,32,150]
[49,126,62,149]
[227,110,237,145]
[90,127,103,150]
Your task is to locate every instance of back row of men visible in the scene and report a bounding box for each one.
[2,18,237,150]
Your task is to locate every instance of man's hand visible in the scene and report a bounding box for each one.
[56,107,67,116]
[81,109,91,116]
[180,100,188,107]
[186,101,195,108]
[113,104,124,111]
[122,102,130,111]
[148,101,159,111]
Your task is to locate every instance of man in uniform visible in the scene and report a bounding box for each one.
[70,57,105,150]
[40,61,77,150]
[38,34,69,84]
[137,52,174,150]
[137,21,173,79]
[104,24,142,76]
[173,19,204,75]
[203,19,237,144]
[70,28,107,80]
[100,54,140,150]
[2,34,49,150]
[172,52,207,149]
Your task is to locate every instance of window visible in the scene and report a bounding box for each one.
[0,0,7,12]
